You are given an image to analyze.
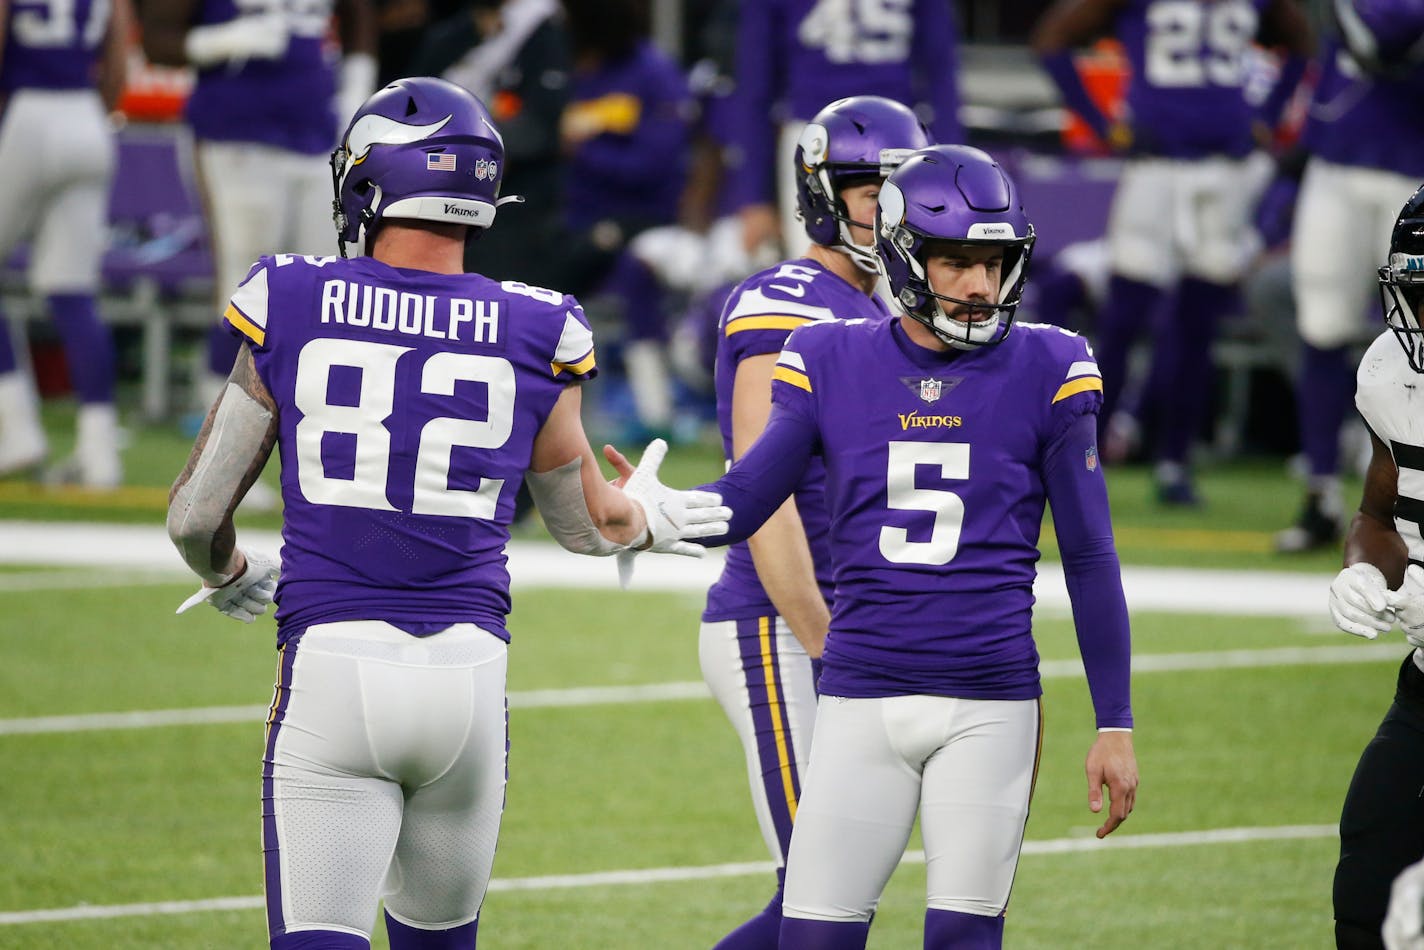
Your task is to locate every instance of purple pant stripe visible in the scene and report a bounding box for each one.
[735,616,802,858]
[262,640,301,939]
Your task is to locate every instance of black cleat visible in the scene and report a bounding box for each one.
[1274,492,1342,553]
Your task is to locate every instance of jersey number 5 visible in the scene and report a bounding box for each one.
[293,338,515,518]
[879,441,968,566]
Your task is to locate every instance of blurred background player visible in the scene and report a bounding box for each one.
[166,77,727,950]
[1326,184,1424,950]
[0,0,132,487]
[139,0,378,433]
[682,144,1135,949]
[730,0,963,261]
[697,94,929,949]
[1275,0,1424,553]
[1032,0,1312,504]
[410,0,569,288]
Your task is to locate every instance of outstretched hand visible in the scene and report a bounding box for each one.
[1085,730,1138,839]
[603,440,732,589]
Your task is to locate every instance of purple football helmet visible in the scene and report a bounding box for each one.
[794,95,932,273]
[876,145,1035,350]
[1381,183,1424,372]
[330,77,515,256]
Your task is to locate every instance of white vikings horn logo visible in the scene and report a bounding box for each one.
[346,113,453,166]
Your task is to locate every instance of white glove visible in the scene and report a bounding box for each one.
[1329,562,1395,639]
[1389,564,1424,649]
[616,439,731,589]
[1385,857,1424,950]
[184,14,290,67]
[177,549,280,623]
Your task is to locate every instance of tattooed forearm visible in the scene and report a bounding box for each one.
[167,345,280,584]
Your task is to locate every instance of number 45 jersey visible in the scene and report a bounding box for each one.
[771,318,1103,700]
[223,254,598,643]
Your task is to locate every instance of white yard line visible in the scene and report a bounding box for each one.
[0,521,1334,615]
[0,643,1400,737]
[0,824,1338,926]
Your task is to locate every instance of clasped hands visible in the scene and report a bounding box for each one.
[1330,562,1424,645]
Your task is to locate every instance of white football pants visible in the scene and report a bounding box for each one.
[263,620,509,941]
[1107,154,1267,288]
[1291,158,1421,349]
[783,694,1041,922]
[700,616,819,867]
[0,89,114,293]
[195,139,335,305]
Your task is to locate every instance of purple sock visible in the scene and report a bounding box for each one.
[714,871,785,949]
[1152,277,1234,465]
[602,251,666,342]
[47,294,115,404]
[270,930,369,949]
[779,917,871,950]
[208,322,242,377]
[384,910,479,949]
[1296,343,1355,478]
[1093,275,1164,440]
[0,312,16,375]
[923,908,1003,949]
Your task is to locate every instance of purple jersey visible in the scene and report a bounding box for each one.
[223,254,597,643]
[1115,0,1266,158]
[703,258,891,622]
[563,40,692,229]
[1,0,109,93]
[185,0,338,154]
[728,0,962,209]
[1301,40,1424,178]
[760,319,1105,703]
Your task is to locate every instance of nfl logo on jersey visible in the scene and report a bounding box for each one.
[1085,446,1098,471]
[918,378,943,404]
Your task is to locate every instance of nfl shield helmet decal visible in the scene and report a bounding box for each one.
[475,159,499,181]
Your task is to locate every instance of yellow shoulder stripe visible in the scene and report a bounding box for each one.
[727,315,812,335]
[772,365,811,392]
[552,350,598,377]
[224,304,265,346]
[1052,376,1103,404]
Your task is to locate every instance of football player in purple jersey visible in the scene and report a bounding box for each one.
[0,0,131,486]
[693,94,929,950]
[615,144,1137,949]
[1033,0,1313,504]
[165,78,728,950]
[1325,185,1424,950]
[140,0,378,453]
[729,0,962,260]
[1275,0,1424,554]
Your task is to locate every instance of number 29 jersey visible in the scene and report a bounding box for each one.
[771,318,1103,699]
[224,254,598,643]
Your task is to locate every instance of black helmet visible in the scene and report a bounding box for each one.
[1380,184,1424,372]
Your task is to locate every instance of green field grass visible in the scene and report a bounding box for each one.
[0,400,1380,947]
[0,572,1399,948]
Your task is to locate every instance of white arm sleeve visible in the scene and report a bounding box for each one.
[183,13,289,67]
[525,457,634,557]
[167,383,275,584]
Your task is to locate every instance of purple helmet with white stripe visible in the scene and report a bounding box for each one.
[331,77,514,256]
[876,145,1035,350]
[794,95,932,272]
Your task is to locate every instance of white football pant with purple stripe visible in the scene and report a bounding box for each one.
[262,621,508,942]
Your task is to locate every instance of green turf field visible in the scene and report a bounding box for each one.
[0,404,1386,948]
